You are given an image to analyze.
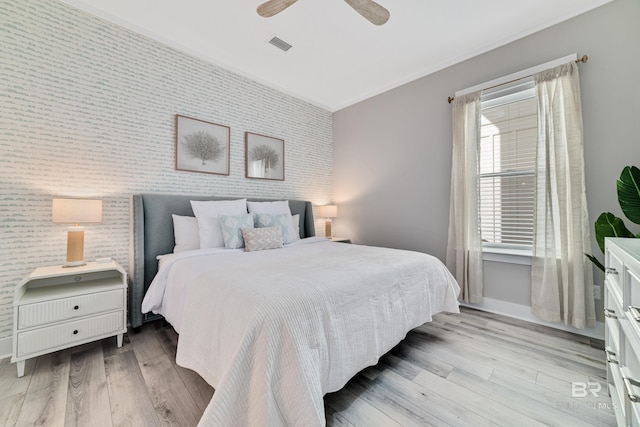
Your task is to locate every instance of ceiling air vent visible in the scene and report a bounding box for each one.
[268,36,292,52]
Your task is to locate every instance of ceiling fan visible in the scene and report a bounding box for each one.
[257,0,390,26]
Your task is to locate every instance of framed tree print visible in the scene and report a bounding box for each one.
[245,132,285,181]
[176,115,230,175]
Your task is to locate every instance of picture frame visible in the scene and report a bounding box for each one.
[245,132,285,181]
[176,115,230,175]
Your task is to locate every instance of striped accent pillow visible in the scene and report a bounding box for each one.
[241,226,284,252]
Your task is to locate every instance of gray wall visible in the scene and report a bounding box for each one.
[0,0,333,346]
[333,0,640,322]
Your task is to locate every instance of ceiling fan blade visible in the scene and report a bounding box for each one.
[257,0,298,18]
[344,0,390,25]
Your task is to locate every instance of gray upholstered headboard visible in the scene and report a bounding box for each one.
[129,194,316,328]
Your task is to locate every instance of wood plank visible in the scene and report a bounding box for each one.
[402,334,495,380]
[128,323,166,363]
[378,353,421,380]
[324,387,403,427]
[406,329,539,383]
[155,324,179,358]
[151,322,215,413]
[325,404,356,427]
[373,367,493,427]
[172,364,214,414]
[103,349,160,426]
[138,353,202,426]
[0,357,32,400]
[447,367,592,426]
[416,323,571,381]
[388,341,455,378]
[101,332,130,359]
[65,343,112,427]
[490,368,616,426]
[414,368,548,427]
[421,319,606,379]
[343,374,447,426]
[14,350,71,427]
[0,392,25,427]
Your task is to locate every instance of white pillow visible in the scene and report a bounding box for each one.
[172,214,200,253]
[292,214,300,238]
[241,226,283,252]
[190,199,247,248]
[219,213,254,249]
[247,200,290,214]
[247,200,299,244]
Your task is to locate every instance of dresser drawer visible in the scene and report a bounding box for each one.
[16,310,124,357]
[629,269,640,311]
[607,248,625,296]
[18,289,124,329]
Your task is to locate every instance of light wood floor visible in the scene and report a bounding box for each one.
[0,307,615,426]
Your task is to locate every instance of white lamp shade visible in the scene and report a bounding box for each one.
[52,199,103,224]
[317,204,338,218]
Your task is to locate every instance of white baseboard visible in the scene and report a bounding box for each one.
[0,336,12,360]
[460,297,604,340]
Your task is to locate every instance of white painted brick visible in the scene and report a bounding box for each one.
[0,0,333,339]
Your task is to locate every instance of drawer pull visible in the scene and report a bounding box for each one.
[628,306,640,322]
[606,267,619,275]
[73,330,78,335]
[624,377,640,403]
[606,348,619,364]
[73,305,79,310]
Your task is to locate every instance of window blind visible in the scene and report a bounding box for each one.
[479,90,537,248]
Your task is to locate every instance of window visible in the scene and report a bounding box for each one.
[478,82,536,251]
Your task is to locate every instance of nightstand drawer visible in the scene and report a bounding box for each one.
[18,289,124,329]
[16,310,124,357]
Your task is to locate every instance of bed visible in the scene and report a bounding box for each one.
[130,194,460,426]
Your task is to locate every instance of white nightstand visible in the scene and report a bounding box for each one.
[12,261,127,377]
[327,237,351,243]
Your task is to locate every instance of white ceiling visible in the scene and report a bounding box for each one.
[60,0,612,112]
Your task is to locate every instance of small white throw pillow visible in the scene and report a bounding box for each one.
[172,214,200,253]
[191,199,247,248]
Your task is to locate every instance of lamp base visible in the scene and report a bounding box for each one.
[62,261,87,268]
[325,220,332,238]
[65,227,86,267]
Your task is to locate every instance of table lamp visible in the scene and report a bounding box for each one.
[317,204,338,238]
[52,198,102,267]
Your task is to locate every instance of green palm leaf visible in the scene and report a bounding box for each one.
[584,253,605,272]
[595,212,634,252]
[618,165,640,225]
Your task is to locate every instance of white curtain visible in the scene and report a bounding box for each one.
[446,91,484,303]
[531,61,595,329]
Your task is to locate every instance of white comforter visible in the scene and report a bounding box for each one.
[142,238,460,426]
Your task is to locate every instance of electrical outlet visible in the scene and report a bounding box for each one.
[594,285,601,300]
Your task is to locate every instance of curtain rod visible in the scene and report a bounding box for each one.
[447,54,588,104]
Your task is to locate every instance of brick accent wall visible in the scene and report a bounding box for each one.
[0,0,333,343]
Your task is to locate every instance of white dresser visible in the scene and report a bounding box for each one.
[605,238,640,426]
[11,261,127,377]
